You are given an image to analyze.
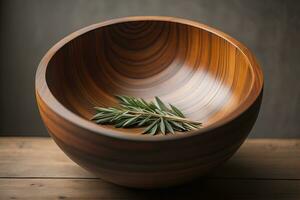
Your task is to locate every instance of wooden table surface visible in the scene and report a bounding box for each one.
[0,137,299,200]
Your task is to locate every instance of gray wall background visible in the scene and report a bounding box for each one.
[0,0,299,137]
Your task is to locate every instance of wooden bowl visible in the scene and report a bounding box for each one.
[36,16,263,188]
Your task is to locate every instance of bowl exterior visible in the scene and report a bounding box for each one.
[36,91,262,188]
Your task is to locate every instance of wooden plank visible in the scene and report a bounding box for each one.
[0,178,299,200]
[0,137,299,180]
[0,137,299,199]
[213,139,300,179]
[0,137,92,178]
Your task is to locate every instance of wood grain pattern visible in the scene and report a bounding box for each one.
[0,138,299,200]
[0,138,299,179]
[1,179,299,200]
[35,16,264,188]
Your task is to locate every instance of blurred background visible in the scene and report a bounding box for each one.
[0,0,299,137]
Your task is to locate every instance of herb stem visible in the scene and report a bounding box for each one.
[125,110,200,124]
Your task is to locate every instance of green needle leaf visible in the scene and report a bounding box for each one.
[94,107,113,113]
[155,96,169,111]
[115,121,125,128]
[160,117,165,135]
[165,120,174,134]
[142,119,159,134]
[113,111,130,120]
[96,117,113,124]
[169,104,185,117]
[138,115,151,126]
[169,121,186,131]
[183,123,198,130]
[149,124,158,135]
[122,115,141,127]
[115,95,128,104]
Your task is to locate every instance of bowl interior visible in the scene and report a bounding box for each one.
[46,20,254,135]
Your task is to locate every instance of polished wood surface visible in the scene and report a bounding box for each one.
[1,138,299,199]
[35,16,263,188]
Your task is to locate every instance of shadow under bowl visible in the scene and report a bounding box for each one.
[36,16,263,188]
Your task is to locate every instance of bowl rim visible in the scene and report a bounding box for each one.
[36,16,264,141]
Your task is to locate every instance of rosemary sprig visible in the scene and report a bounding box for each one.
[91,96,202,135]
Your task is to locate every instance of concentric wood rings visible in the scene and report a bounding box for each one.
[36,16,263,188]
